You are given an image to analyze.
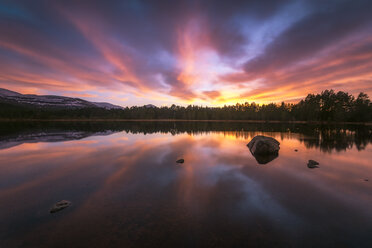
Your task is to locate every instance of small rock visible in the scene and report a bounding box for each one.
[307,160,319,169]
[176,159,184,164]
[294,149,298,152]
[50,200,71,213]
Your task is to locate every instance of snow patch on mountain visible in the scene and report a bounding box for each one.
[93,102,124,110]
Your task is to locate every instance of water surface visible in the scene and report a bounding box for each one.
[0,122,371,247]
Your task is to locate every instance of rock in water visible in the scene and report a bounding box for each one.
[176,159,184,164]
[307,160,319,168]
[50,200,71,213]
[247,136,280,164]
[248,136,280,155]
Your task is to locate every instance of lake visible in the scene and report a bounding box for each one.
[0,122,371,248]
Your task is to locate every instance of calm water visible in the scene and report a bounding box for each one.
[0,122,371,248]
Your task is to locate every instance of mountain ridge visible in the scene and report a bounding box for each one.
[0,88,123,110]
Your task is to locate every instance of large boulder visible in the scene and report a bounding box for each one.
[248,136,280,155]
[247,136,280,164]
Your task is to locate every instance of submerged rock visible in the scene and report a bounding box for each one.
[50,200,71,213]
[176,159,184,164]
[307,160,319,168]
[247,136,280,164]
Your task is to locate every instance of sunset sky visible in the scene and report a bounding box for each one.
[0,0,372,107]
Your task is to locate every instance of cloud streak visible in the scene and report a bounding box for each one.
[0,0,371,106]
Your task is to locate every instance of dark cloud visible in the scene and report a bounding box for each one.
[244,0,372,75]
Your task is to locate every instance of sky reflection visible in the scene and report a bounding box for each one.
[0,129,371,247]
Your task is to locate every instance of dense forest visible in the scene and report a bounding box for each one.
[1,90,371,122]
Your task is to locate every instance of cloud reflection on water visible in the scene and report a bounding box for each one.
[0,125,371,247]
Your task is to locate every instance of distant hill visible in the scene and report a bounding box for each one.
[0,88,123,110]
[144,104,157,108]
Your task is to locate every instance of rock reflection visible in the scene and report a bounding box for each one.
[251,152,279,164]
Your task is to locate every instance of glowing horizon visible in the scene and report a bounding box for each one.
[0,0,372,107]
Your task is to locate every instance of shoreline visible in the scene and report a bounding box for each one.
[0,119,371,125]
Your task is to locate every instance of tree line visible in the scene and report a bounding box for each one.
[1,90,371,122]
